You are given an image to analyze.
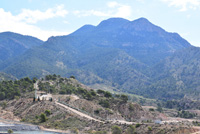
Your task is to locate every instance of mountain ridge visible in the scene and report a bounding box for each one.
[0,31,43,62]
[0,17,195,101]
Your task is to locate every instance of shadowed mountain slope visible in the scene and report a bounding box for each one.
[0,32,43,63]
[0,18,193,100]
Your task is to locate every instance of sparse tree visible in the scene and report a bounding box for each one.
[112,125,122,134]
[40,113,48,123]
[70,76,76,79]
[157,106,163,113]
[148,126,152,131]
[7,129,13,133]
[104,91,112,98]
[126,125,136,134]
[129,103,134,111]
[33,97,36,102]
[120,94,128,103]
[32,77,37,83]
[71,128,79,134]
[97,89,105,94]
[45,110,51,116]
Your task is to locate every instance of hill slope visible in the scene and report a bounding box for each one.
[0,75,198,134]
[0,32,43,63]
[147,47,200,100]
[0,72,17,81]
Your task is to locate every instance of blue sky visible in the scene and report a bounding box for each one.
[1,0,200,46]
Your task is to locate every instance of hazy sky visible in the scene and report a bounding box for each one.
[1,0,200,46]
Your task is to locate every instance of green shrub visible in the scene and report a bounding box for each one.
[20,118,26,122]
[94,108,102,114]
[129,103,134,111]
[40,113,48,123]
[112,125,122,134]
[97,89,105,94]
[104,91,112,98]
[70,76,76,79]
[7,129,13,133]
[177,110,196,118]
[125,125,136,134]
[120,94,128,103]
[84,92,93,100]
[135,123,141,128]
[157,106,163,113]
[148,126,152,131]
[90,90,97,96]
[99,99,110,108]
[71,128,79,134]
[45,110,51,116]
[0,102,7,109]
[149,108,155,111]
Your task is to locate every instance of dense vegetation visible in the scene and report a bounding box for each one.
[164,99,200,110]
[38,74,129,103]
[177,110,196,119]
[0,77,34,100]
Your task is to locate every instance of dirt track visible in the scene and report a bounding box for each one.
[55,101,103,123]
[56,101,136,125]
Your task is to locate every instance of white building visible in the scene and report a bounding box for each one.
[35,90,53,101]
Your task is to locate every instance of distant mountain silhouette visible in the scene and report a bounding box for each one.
[71,17,191,65]
[0,32,43,63]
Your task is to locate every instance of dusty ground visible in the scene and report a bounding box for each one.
[0,107,20,121]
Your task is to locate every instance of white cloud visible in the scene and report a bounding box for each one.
[107,1,119,8]
[0,7,70,41]
[73,1,132,18]
[115,5,131,18]
[17,4,68,23]
[162,0,200,11]
[73,10,110,17]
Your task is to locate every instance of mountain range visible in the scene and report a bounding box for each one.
[0,17,198,100]
[0,32,43,63]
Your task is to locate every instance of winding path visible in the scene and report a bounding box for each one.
[56,101,135,125]
[55,101,103,123]
[34,81,39,90]
[35,81,135,125]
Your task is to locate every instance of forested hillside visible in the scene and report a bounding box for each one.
[0,32,43,63]
[0,17,198,101]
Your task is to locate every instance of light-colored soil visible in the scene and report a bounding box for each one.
[55,101,103,123]
[34,81,39,90]
[190,127,200,134]
[53,94,80,102]
[39,126,70,134]
[56,101,138,125]
[0,108,20,121]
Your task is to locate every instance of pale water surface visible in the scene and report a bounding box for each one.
[0,131,61,134]
[0,122,64,134]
